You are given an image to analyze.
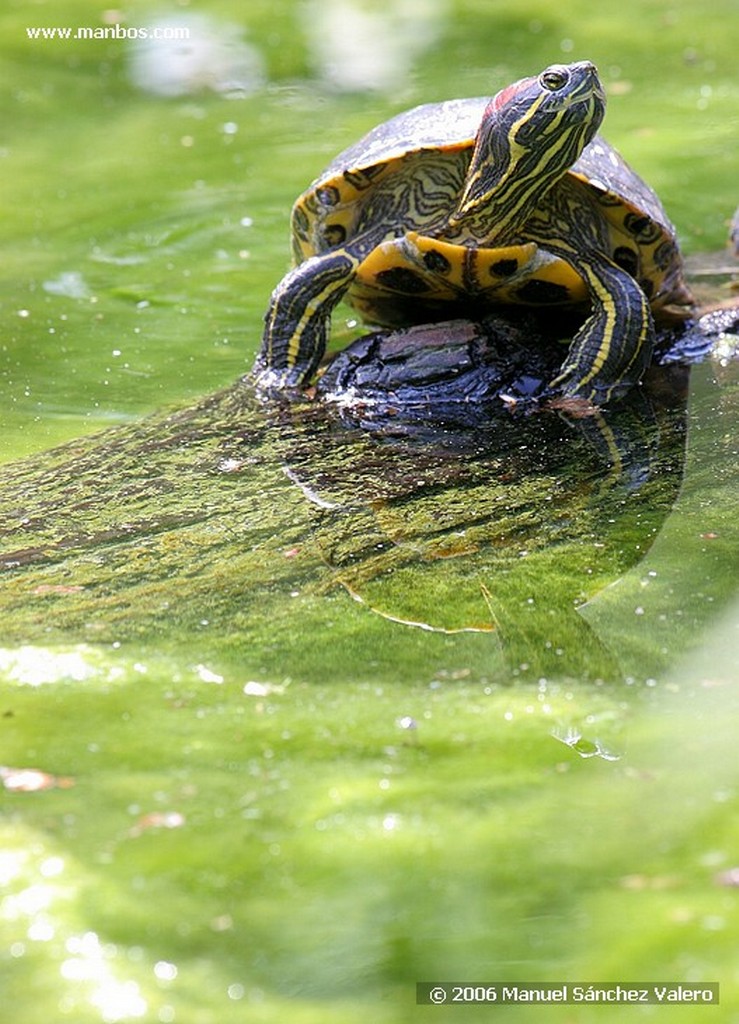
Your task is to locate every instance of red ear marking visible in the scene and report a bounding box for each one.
[488,76,535,114]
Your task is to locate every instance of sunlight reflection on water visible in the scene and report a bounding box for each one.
[1,844,153,1022]
[0,645,120,686]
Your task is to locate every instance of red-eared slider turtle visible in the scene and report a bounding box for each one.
[253,60,693,406]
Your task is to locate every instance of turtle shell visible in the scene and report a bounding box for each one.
[289,98,690,326]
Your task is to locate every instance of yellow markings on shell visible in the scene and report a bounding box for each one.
[408,233,476,290]
[351,231,588,307]
[474,244,587,301]
[406,233,548,288]
[356,238,419,276]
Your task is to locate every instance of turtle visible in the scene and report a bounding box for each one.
[253,60,693,405]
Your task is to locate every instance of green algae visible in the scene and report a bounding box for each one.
[0,360,719,685]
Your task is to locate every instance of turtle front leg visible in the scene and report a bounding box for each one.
[549,251,655,405]
[253,249,360,393]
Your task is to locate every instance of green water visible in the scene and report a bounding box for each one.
[1,2,738,1022]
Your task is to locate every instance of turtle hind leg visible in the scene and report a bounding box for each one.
[253,248,361,393]
[549,252,655,405]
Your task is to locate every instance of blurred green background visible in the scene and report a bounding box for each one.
[1,2,737,1023]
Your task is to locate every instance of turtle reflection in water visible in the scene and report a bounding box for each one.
[273,302,739,679]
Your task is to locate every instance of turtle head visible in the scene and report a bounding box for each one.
[448,61,605,240]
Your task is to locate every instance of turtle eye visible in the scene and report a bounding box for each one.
[539,66,570,91]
